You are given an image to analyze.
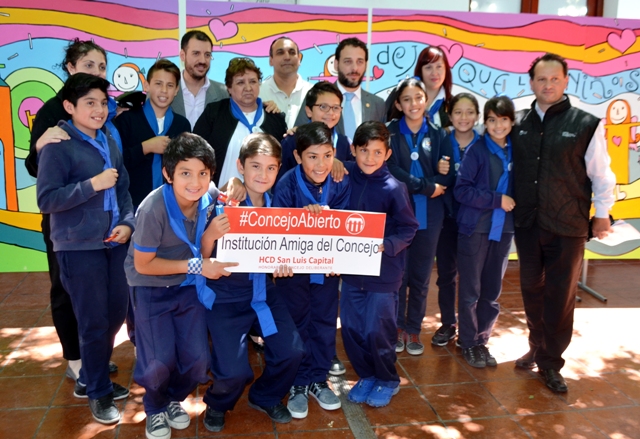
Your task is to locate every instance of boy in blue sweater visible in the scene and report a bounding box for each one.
[272,121,350,419]
[36,73,134,424]
[341,121,418,407]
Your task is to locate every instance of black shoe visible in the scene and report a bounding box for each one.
[329,356,346,376]
[89,395,120,424]
[462,346,486,368]
[431,324,457,346]
[247,398,292,424]
[109,361,118,374]
[539,369,568,393]
[515,351,537,369]
[74,381,129,400]
[477,345,497,367]
[203,406,225,432]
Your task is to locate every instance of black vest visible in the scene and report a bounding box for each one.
[512,97,598,238]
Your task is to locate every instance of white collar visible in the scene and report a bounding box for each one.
[181,70,210,95]
[336,81,362,100]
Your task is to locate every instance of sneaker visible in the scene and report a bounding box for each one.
[203,406,225,432]
[347,378,376,404]
[247,398,292,423]
[89,395,120,424]
[309,381,341,410]
[463,346,486,368]
[365,383,400,407]
[395,328,405,353]
[329,356,346,376]
[455,338,462,348]
[74,381,129,400]
[145,412,170,439]
[74,380,88,398]
[431,324,457,346]
[287,385,309,419]
[405,333,424,356]
[477,345,497,367]
[166,401,190,429]
[109,361,118,374]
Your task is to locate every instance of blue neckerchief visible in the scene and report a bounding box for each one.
[450,130,479,170]
[230,97,264,133]
[162,184,216,308]
[484,134,512,242]
[245,192,277,336]
[294,166,328,284]
[143,98,174,190]
[399,116,429,230]
[106,97,123,154]
[70,121,120,243]
[428,98,444,123]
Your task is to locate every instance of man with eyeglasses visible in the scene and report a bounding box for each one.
[260,37,312,129]
[295,37,386,144]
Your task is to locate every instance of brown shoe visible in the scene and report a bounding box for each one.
[515,351,537,369]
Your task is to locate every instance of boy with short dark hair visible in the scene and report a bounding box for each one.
[272,121,350,419]
[124,132,238,439]
[36,73,135,424]
[341,121,418,407]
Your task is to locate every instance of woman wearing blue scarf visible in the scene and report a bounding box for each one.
[193,58,288,187]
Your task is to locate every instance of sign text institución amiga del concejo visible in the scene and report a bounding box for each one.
[216,206,386,275]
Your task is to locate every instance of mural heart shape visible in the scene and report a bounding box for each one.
[373,65,384,79]
[439,43,464,66]
[612,136,622,146]
[607,29,636,54]
[209,18,238,41]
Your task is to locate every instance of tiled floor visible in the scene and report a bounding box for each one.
[0,260,639,439]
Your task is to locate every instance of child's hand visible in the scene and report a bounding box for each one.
[205,213,230,241]
[263,100,281,114]
[91,168,118,191]
[283,126,298,138]
[501,195,516,212]
[438,157,450,175]
[303,204,323,214]
[202,259,238,279]
[226,177,247,202]
[331,158,349,182]
[36,126,70,152]
[273,265,294,278]
[431,184,446,198]
[378,243,385,253]
[115,106,129,117]
[106,225,132,244]
[142,136,170,155]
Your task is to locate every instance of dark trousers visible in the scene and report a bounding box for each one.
[57,245,128,399]
[397,208,443,334]
[435,217,459,326]
[204,290,304,411]
[276,274,339,386]
[457,232,513,349]
[340,282,399,388]
[133,285,209,415]
[42,214,80,361]
[515,223,585,370]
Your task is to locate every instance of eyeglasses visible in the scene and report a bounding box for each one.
[312,104,342,113]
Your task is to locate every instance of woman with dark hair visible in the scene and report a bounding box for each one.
[25,38,123,385]
[194,58,288,187]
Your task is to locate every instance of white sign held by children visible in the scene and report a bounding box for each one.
[216,207,386,275]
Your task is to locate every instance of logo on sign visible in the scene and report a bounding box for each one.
[345,214,366,235]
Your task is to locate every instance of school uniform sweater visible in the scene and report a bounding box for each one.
[272,165,350,210]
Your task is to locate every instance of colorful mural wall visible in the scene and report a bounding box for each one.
[1,0,639,272]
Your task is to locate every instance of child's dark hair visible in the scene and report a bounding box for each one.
[61,38,107,76]
[238,133,282,165]
[389,77,428,120]
[180,30,213,50]
[163,133,216,180]
[484,96,515,122]
[335,37,368,61]
[528,52,567,79]
[353,121,390,150]
[147,59,181,85]
[295,121,332,155]
[61,73,110,106]
[448,93,480,115]
[305,81,343,108]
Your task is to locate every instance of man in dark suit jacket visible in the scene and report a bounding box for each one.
[171,30,228,127]
[294,37,385,140]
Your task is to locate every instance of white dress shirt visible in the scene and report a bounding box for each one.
[181,71,211,128]
[218,109,265,188]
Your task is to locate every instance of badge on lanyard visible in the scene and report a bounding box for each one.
[455,162,461,172]
[410,151,419,161]
[422,137,431,152]
[508,162,513,171]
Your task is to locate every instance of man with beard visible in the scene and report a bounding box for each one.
[295,37,385,143]
[172,31,228,128]
[260,37,312,129]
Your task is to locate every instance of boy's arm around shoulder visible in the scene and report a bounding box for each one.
[382,180,419,257]
[272,173,295,207]
[453,143,502,210]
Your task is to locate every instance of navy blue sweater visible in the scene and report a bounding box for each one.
[273,165,350,210]
[454,135,514,236]
[341,162,419,292]
[36,121,135,251]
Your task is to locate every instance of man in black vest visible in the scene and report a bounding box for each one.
[512,53,615,393]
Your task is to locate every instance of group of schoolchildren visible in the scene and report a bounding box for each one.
[34,38,518,439]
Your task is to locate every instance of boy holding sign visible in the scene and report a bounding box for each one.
[341,121,419,407]
[272,122,350,419]
[199,134,304,432]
